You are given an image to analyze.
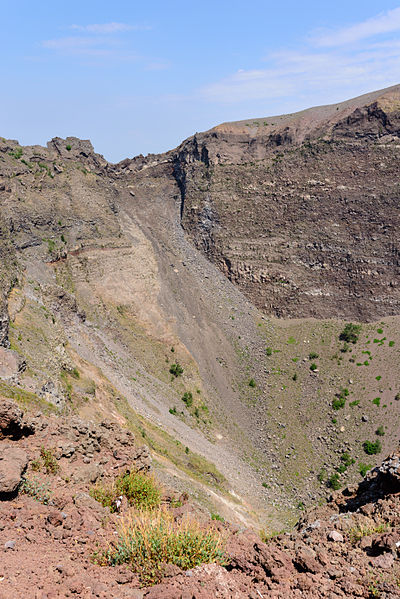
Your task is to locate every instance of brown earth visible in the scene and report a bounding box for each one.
[2,397,400,598]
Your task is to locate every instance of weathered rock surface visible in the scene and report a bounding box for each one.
[0,398,35,439]
[1,397,400,597]
[0,446,28,495]
[174,84,400,320]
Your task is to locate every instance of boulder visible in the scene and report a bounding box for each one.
[0,398,35,439]
[0,446,28,496]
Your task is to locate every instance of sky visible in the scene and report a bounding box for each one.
[2,1,400,162]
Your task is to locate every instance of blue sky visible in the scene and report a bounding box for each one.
[2,1,400,162]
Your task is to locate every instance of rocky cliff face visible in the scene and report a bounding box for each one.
[174,84,400,320]
[2,86,400,534]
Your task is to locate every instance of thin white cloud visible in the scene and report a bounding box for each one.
[199,7,400,106]
[71,22,149,34]
[200,44,400,104]
[41,35,142,61]
[314,7,400,47]
[42,36,117,56]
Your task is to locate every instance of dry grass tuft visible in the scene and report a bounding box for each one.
[100,508,228,585]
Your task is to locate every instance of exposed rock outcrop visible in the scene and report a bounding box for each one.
[174,84,400,320]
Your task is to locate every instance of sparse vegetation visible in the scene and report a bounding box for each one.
[99,509,227,585]
[349,400,360,407]
[32,447,59,475]
[20,477,51,504]
[308,352,319,360]
[339,323,361,344]
[169,363,183,377]
[90,469,161,512]
[211,513,224,522]
[363,440,382,455]
[359,462,372,477]
[337,452,355,473]
[376,425,385,436]
[348,522,388,545]
[332,387,349,410]
[9,147,23,159]
[328,473,341,490]
[181,391,193,407]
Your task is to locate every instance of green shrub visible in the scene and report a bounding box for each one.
[248,378,256,387]
[20,477,51,504]
[363,440,382,455]
[266,347,272,356]
[169,363,183,377]
[308,352,319,360]
[9,147,23,159]
[332,397,345,410]
[349,400,360,407]
[310,363,317,371]
[317,468,327,483]
[39,447,59,475]
[389,341,395,347]
[328,473,341,490]
[211,513,224,522]
[101,510,227,585]
[337,452,355,473]
[181,392,193,407]
[332,388,348,410]
[375,425,385,436]
[359,462,372,477]
[339,323,361,344]
[169,407,177,415]
[117,471,161,511]
[90,470,161,512]
[372,397,381,407]
[292,373,297,381]
[66,144,72,151]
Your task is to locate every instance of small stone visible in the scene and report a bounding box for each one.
[328,531,344,542]
[362,415,369,422]
[4,540,16,550]
[373,553,394,569]
[47,511,64,527]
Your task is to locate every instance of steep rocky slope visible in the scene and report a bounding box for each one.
[2,396,400,598]
[1,86,400,534]
[175,84,400,320]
